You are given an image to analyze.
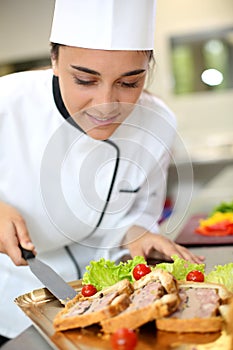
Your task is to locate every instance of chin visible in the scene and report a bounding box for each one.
[85,125,119,141]
[86,130,113,141]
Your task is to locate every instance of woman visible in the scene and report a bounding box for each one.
[0,0,204,342]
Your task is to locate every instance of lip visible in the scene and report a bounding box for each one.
[85,112,120,126]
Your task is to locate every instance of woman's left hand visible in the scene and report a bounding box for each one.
[122,225,205,264]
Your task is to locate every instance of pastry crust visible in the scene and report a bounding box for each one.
[156,281,232,333]
[53,279,133,332]
[101,293,179,333]
[100,269,180,333]
[133,268,178,294]
[179,281,232,302]
[53,269,180,333]
[156,316,223,333]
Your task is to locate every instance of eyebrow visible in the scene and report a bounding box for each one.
[122,69,146,77]
[70,65,145,77]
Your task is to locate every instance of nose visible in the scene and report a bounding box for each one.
[93,84,118,107]
[90,85,120,116]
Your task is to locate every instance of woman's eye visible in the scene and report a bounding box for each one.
[73,77,95,86]
[120,81,139,88]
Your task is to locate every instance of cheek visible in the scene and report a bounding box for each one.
[118,81,146,105]
[59,80,90,116]
[118,89,143,107]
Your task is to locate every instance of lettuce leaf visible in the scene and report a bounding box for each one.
[154,255,205,280]
[205,263,233,292]
[82,255,233,293]
[82,256,146,290]
[211,200,233,215]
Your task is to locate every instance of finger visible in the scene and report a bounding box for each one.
[147,237,178,259]
[149,235,203,264]
[128,242,145,259]
[172,244,205,264]
[7,241,28,266]
[148,242,185,263]
[188,253,206,264]
[184,252,205,264]
[14,217,35,252]
[0,222,28,266]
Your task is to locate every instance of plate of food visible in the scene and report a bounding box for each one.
[15,256,233,350]
[175,201,233,246]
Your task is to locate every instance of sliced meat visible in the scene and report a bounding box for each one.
[85,291,118,313]
[53,279,133,331]
[64,291,120,317]
[100,276,179,333]
[171,287,220,319]
[123,280,164,312]
[64,299,91,317]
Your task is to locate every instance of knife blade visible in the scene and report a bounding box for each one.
[20,246,77,304]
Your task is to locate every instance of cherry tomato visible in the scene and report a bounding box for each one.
[111,328,138,350]
[186,270,205,282]
[81,284,97,297]
[132,263,151,281]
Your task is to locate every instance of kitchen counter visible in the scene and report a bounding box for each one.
[2,165,233,350]
[160,164,233,272]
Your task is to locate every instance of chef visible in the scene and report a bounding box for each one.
[0,0,205,343]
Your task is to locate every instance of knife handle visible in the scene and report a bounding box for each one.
[20,245,35,260]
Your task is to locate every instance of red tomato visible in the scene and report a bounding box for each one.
[81,284,97,297]
[186,270,205,282]
[132,263,151,280]
[111,328,138,350]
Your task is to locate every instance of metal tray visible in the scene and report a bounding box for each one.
[15,281,225,350]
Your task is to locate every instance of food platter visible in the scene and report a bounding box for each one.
[15,280,229,350]
[175,214,233,246]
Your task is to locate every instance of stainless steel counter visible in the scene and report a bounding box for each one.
[1,326,51,350]
[2,166,233,350]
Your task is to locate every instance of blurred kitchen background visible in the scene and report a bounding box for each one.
[0,0,232,215]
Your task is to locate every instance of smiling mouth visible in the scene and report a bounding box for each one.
[85,112,121,125]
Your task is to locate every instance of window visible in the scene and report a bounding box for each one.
[170,27,233,94]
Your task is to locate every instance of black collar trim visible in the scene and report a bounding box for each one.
[52,75,83,130]
[52,75,70,120]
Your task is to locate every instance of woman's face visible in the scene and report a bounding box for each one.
[52,46,149,140]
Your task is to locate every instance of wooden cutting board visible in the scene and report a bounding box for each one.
[175,214,233,246]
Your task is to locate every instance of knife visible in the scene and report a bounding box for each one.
[20,246,77,304]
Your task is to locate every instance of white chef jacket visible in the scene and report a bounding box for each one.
[0,69,176,338]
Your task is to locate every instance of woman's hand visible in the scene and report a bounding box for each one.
[122,225,205,264]
[0,201,35,265]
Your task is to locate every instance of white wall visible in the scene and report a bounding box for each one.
[0,0,54,63]
[150,0,233,156]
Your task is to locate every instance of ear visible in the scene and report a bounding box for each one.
[51,58,59,76]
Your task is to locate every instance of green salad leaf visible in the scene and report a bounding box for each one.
[82,255,233,293]
[155,255,205,280]
[82,256,146,290]
[205,263,233,292]
[211,200,233,215]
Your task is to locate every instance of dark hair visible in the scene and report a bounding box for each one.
[50,42,154,63]
[50,42,63,60]
[50,42,155,83]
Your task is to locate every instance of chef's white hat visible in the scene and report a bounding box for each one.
[50,0,156,50]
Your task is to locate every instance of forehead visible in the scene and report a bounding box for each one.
[58,46,149,73]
